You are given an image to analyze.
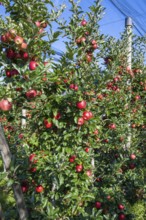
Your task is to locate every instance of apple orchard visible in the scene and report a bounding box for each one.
[0,0,146,219]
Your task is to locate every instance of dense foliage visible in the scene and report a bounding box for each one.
[0,0,146,219]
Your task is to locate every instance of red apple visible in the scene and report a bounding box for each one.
[21,185,28,193]
[91,40,97,45]
[35,21,41,27]
[135,95,141,101]
[76,100,86,109]
[76,164,83,172]
[41,22,47,28]
[21,181,29,193]
[77,117,84,126]
[1,34,8,43]
[85,147,90,153]
[29,61,38,70]
[5,69,12,78]
[118,204,125,210]
[76,38,81,44]
[54,112,61,120]
[129,163,135,169]
[118,213,126,220]
[108,123,116,130]
[92,43,98,49]
[130,154,136,160]
[21,51,29,60]
[69,155,76,163]
[6,48,15,59]
[83,111,93,120]
[94,129,99,135]
[29,154,37,163]
[20,42,28,50]
[26,89,37,99]
[95,201,102,209]
[86,170,92,176]
[80,37,86,43]
[35,185,44,193]
[0,99,12,111]
[14,36,23,45]
[81,19,87,26]
[86,54,92,63]
[11,69,19,76]
[29,167,37,173]
[44,119,53,128]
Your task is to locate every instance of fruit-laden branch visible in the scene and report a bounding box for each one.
[0,124,28,220]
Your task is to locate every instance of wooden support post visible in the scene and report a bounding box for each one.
[0,125,28,220]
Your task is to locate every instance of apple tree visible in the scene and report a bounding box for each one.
[0,0,146,219]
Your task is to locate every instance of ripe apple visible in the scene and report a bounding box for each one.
[21,181,29,193]
[29,154,37,163]
[86,54,92,63]
[83,111,93,120]
[86,170,92,176]
[21,185,28,193]
[76,100,86,109]
[0,99,12,111]
[77,117,84,126]
[118,213,126,220]
[135,95,141,101]
[76,164,83,172]
[69,155,76,163]
[54,112,61,120]
[85,147,90,153]
[11,69,19,76]
[35,185,44,193]
[1,34,8,42]
[81,19,87,26]
[26,89,37,99]
[35,21,41,27]
[118,204,125,210]
[75,38,81,44]
[29,61,38,70]
[91,40,97,45]
[69,84,78,91]
[130,154,136,160]
[29,167,37,173]
[44,119,53,128]
[108,123,116,130]
[131,123,136,128]
[41,22,47,28]
[14,36,23,45]
[129,163,135,169]
[6,69,12,78]
[126,66,134,77]
[95,201,102,209]
[20,42,28,50]
[94,129,99,135]
[6,48,15,59]
[92,43,98,49]
[80,37,86,43]
[21,51,29,60]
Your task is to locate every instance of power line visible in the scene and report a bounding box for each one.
[109,0,144,36]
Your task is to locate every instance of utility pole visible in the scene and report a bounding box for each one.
[125,17,132,149]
